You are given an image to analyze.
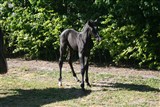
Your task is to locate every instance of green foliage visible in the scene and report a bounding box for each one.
[1,0,67,60]
[100,0,160,70]
[0,0,160,70]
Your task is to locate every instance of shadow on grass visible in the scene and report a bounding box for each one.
[0,88,91,107]
[93,82,160,92]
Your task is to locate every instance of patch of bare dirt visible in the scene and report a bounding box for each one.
[7,58,159,79]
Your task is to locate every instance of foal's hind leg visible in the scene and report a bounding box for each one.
[58,44,66,87]
[68,50,80,82]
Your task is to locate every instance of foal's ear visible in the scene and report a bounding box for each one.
[94,19,98,23]
[88,20,94,26]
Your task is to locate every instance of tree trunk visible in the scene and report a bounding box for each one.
[0,29,7,74]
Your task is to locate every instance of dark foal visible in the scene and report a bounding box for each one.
[59,20,101,90]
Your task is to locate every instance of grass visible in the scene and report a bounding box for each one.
[0,66,160,107]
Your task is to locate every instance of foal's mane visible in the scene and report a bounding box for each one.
[81,20,92,32]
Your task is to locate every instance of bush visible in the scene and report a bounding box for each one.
[99,0,160,70]
[1,0,160,70]
[1,1,67,60]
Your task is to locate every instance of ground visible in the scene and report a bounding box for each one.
[0,58,160,107]
[7,58,159,79]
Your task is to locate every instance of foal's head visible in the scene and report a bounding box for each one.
[88,20,101,42]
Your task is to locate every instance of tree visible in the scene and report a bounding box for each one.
[0,28,7,74]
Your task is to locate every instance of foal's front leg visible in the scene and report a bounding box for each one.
[85,57,91,87]
[79,53,85,90]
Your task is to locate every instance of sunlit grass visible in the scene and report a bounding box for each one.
[0,66,159,107]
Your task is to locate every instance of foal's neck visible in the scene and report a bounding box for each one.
[81,23,90,33]
[80,23,92,42]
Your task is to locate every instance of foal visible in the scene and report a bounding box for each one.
[59,20,101,90]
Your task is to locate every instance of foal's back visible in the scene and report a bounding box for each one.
[60,29,79,51]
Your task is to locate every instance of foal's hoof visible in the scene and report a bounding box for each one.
[74,77,81,83]
[77,79,81,83]
[80,83,85,91]
[87,83,91,87]
[58,81,62,87]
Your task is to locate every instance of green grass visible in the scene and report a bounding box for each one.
[0,66,159,107]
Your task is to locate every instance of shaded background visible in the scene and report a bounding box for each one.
[0,0,160,70]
